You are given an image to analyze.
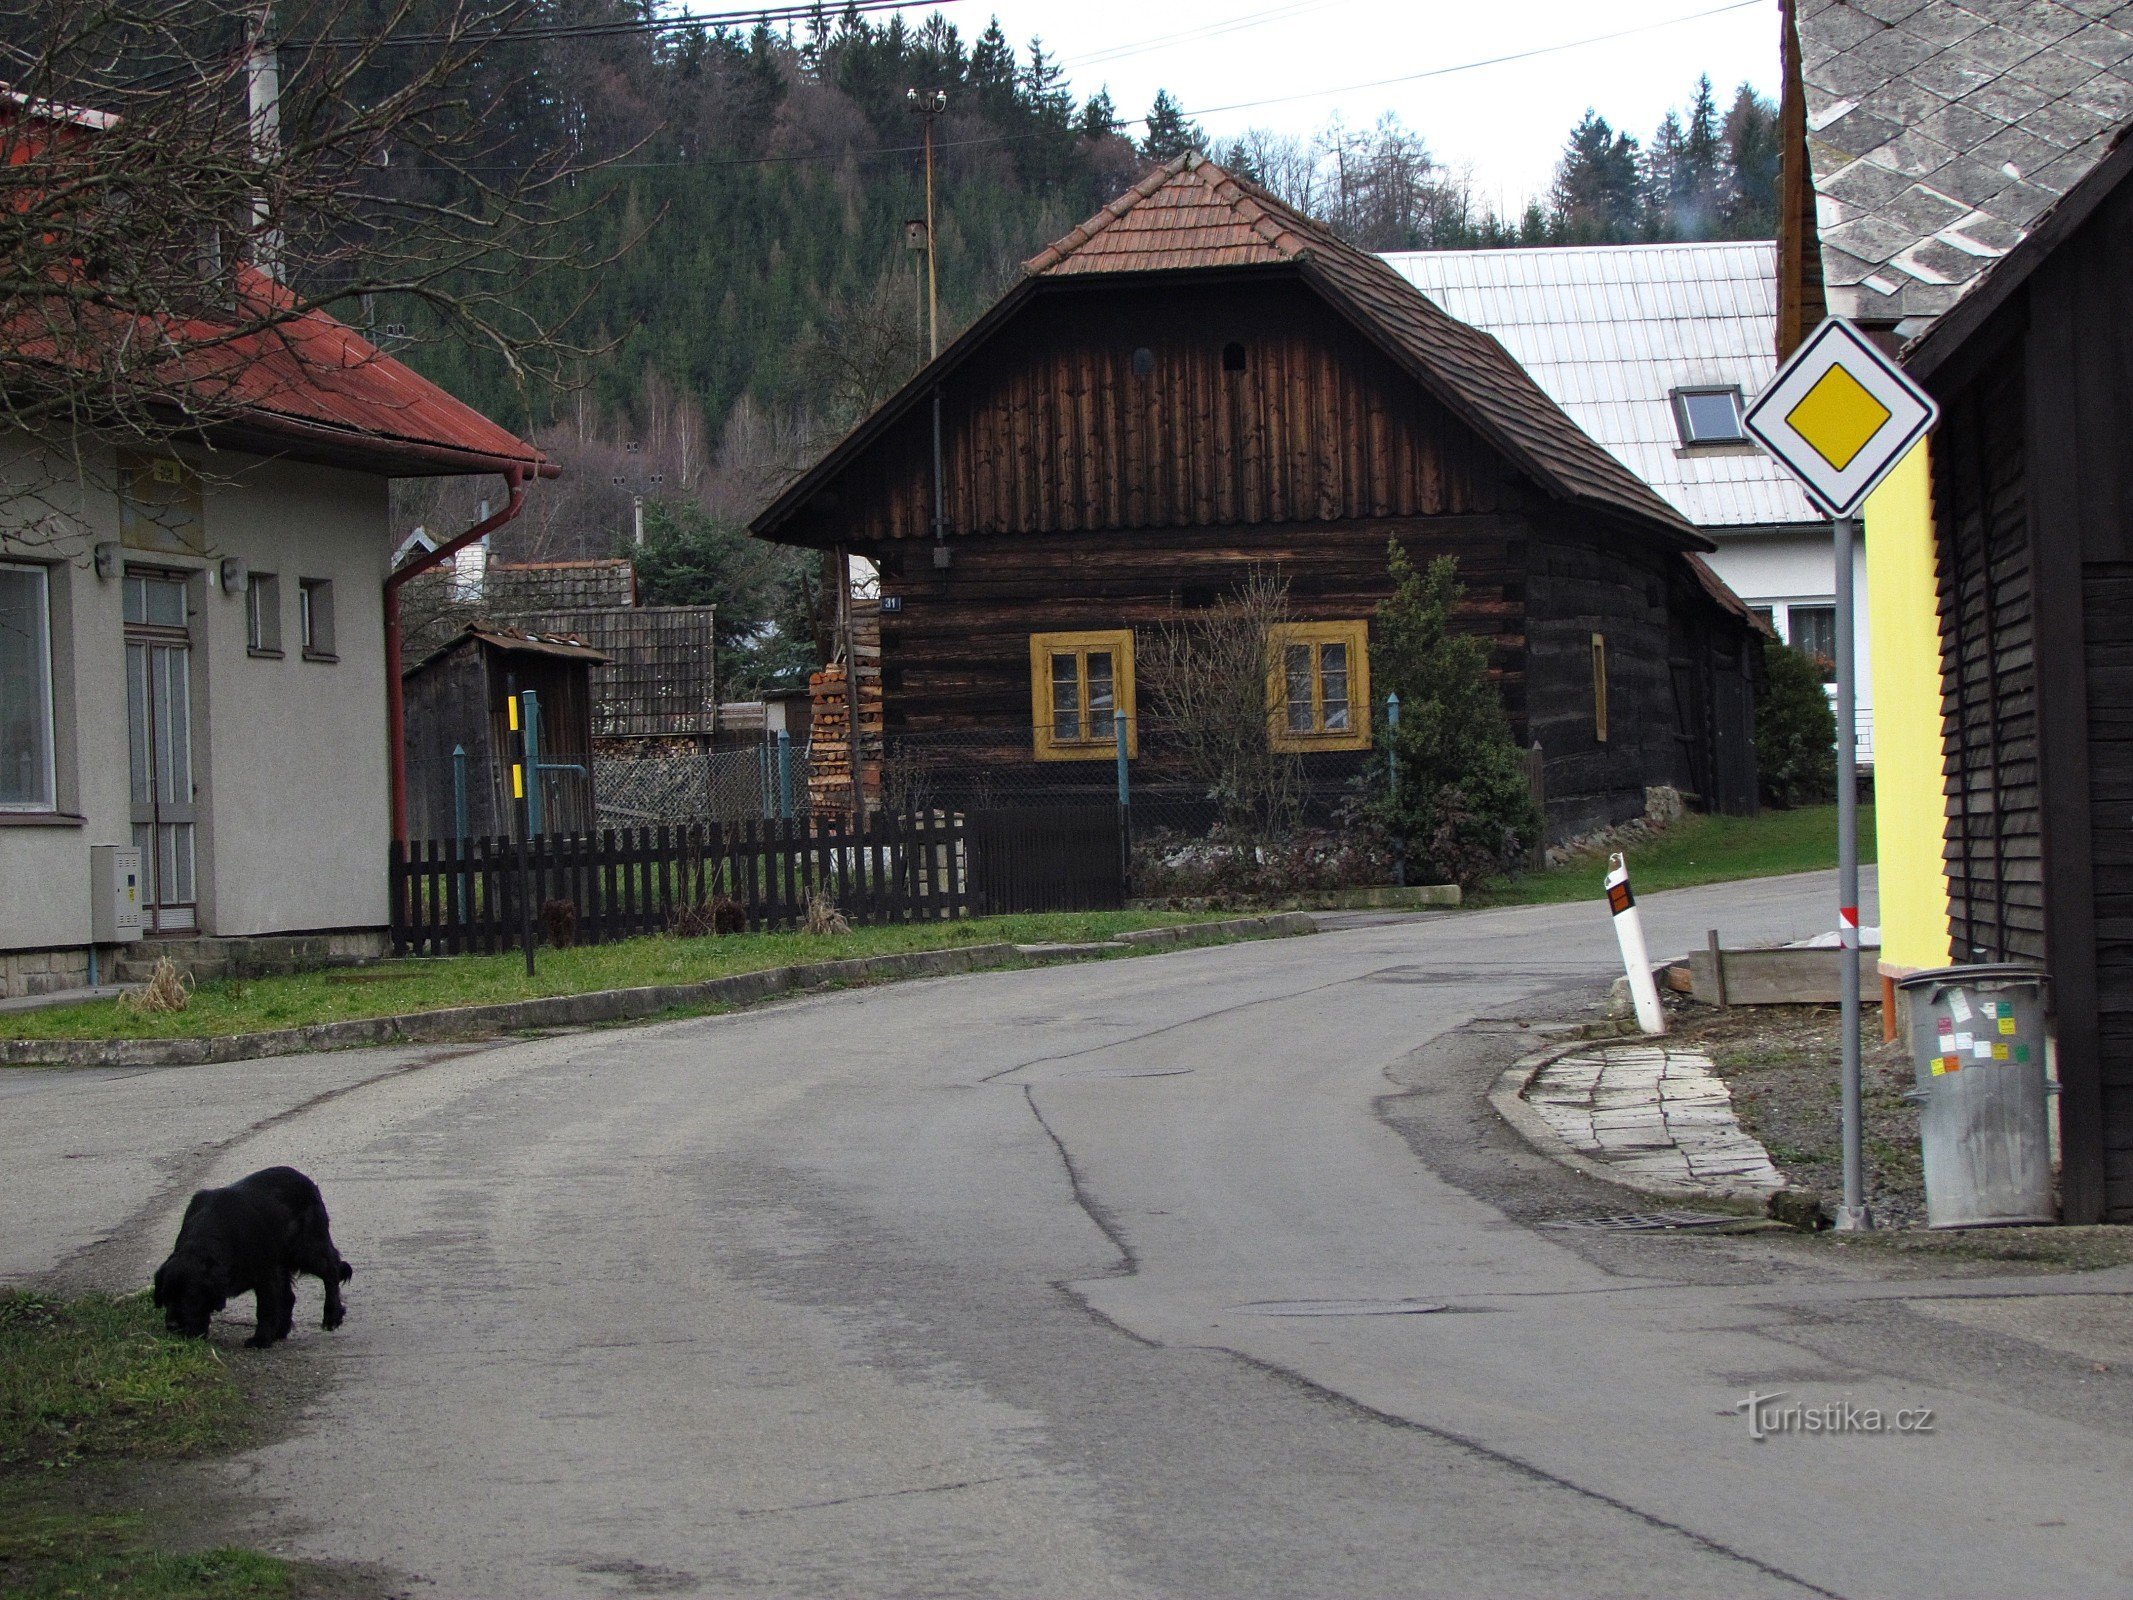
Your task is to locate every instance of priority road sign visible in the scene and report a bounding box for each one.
[1743,317,1938,518]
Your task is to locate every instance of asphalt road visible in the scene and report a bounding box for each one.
[14,870,2133,1598]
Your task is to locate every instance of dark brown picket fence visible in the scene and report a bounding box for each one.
[389,812,967,956]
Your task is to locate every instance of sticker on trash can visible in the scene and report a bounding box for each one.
[1999,1017,2017,1035]
[1950,990,1973,1022]
[1954,1031,1974,1049]
[1938,1016,1954,1034]
[2017,1044,2032,1062]
[1994,1042,2010,1060]
[1974,1041,1993,1059]
[1934,1055,1961,1075]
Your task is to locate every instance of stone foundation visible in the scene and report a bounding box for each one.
[0,946,93,1000]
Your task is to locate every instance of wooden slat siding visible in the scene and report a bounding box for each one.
[2021,185,2133,1220]
[1933,368,2044,971]
[832,284,1512,544]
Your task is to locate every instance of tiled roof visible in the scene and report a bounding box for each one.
[1383,242,1821,530]
[1796,0,2133,331]
[1025,156,1699,541]
[1,97,548,478]
[162,269,551,477]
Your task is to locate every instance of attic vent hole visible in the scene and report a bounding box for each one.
[1131,346,1155,377]
[1222,341,1248,373]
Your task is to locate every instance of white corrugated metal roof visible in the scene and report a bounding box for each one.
[1380,242,1820,530]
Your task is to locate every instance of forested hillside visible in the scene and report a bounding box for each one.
[377,4,1778,689]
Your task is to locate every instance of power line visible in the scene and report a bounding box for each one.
[1062,0,1358,72]
[462,0,1766,175]
[278,0,955,50]
[1177,0,1766,120]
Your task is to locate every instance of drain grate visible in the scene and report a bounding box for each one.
[1537,1210,1742,1233]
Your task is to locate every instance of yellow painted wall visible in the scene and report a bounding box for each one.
[1865,442,1954,975]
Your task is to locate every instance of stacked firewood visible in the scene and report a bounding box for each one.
[806,659,883,814]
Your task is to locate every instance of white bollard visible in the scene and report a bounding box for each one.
[1605,851,1666,1036]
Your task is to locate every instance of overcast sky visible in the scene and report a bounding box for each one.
[926,0,1783,215]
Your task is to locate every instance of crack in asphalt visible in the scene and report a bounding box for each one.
[980,965,1414,1084]
[1011,978,1851,1599]
[1219,1347,1846,1599]
[727,1470,1047,1519]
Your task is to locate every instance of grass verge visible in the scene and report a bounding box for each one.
[0,1292,295,1599]
[6,910,1228,1042]
[1471,804,1875,907]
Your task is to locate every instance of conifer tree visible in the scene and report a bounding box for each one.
[1079,88,1119,141]
[1142,89,1205,163]
[1367,543,1541,889]
[1551,112,1641,241]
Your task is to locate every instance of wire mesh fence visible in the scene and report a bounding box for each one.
[876,718,1396,900]
[593,742,817,830]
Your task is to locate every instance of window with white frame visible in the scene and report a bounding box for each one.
[299,577,336,661]
[0,562,56,810]
[1670,386,1747,446]
[246,572,282,656]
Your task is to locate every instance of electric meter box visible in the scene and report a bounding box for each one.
[90,845,145,943]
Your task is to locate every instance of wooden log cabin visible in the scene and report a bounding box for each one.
[752,155,1763,839]
[1902,130,2133,1221]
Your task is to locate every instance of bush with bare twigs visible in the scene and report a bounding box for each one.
[121,954,192,1015]
[801,894,851,937]
[1140,570,1306,841]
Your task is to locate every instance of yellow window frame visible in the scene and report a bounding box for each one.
[1030,629,1138,761]
[1268,620,1371,752]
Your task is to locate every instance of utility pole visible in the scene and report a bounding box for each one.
[247,2,282,275]
[906,89,946,359]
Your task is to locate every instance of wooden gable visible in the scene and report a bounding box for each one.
[784,274,1529,547]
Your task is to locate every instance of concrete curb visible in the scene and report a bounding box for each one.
[1486,1039,1763,1209]
[0,912,1318,1070]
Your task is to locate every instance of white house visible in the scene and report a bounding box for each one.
[1383,241,1870,765]
[1,283,548,997]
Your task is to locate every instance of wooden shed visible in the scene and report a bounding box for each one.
[1904,129,2133,1222]
[401,624,609,841]
[751,155,1763,838]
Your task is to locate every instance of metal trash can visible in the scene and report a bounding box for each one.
[1896,964,2055,1228]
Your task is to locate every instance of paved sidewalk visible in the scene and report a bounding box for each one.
[1522,1043,1785,1199]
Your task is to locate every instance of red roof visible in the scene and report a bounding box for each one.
[2,96,550,480]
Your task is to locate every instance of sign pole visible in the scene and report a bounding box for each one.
[1744,316,1938,1237]
[1833,514,1871,1230]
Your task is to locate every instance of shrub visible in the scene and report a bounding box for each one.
[1365,544,1540,888]
[669,894,747,938]
[1756,642,1838,807]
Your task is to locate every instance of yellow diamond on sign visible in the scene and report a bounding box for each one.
[1786,365,1893,472]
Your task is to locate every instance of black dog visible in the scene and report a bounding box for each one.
[152,1166,352,1347]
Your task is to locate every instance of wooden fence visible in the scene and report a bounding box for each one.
[966,805,1126,916]
[390,812,966,956]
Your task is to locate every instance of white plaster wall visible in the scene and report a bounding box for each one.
[0,438,389,951]
[1703,524,1876,764]
[194,456,390,936]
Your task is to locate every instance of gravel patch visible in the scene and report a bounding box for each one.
[1663,999,1923,1226]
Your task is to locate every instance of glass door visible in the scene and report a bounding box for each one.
[124,573,196,932]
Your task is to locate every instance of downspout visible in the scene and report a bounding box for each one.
[385,465,529,843]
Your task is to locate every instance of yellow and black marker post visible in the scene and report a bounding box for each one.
[507,679,535,977]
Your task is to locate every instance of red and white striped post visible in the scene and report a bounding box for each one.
[1605,852,1666,1036]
